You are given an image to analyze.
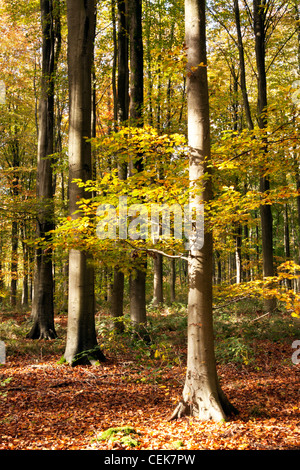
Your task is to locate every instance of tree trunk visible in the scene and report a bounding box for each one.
[21,221,29,309]
[235,223,242,284]
[234,0,254,131]
[0,229,5,304]
[129,267,147,337]
[170,0,237,422]
[153,253,163,306]
[253,0,276,311]
[117,0,129,125]
[169,258,176,303]
[10,131,19,308]
[27,0,59,339]
[110,0,129,330]
[128,0,147,330]
[64,0,105,365]
[10,220,18,308]
[129,0,144,127]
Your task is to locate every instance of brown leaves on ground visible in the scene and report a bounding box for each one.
[0,337,299,450]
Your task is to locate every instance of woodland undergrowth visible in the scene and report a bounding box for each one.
[0,299,299,450]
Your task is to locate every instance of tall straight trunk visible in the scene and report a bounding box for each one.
[64,0,105,365]
[110,0,129,331]
[117,0,129,125]
[129,0,147,330]
[10,133,19,307]
[153,254,163,306]
[27,0,59,339]
[171,0,237,422]
[0,229,4,304]
[234,0,254,131]
[169,258,176,302]
[235,223,242,284]
[145,0,153,125]
[21,221,29,308]
[112,0,118,123]
[10,220,18,307]
[253,0,276,311]
[129,0,144,126]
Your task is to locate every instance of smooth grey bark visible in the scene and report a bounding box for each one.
[64,0,105,365]
[27,0,59,339]
[170,0,237,422]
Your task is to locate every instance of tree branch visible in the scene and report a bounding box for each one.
[124,239,189,261]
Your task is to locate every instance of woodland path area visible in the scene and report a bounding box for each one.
[0,310,299,451]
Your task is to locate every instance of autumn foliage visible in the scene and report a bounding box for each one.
[1,0,300,452]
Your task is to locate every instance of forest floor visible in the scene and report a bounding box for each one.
[0,303,300,451]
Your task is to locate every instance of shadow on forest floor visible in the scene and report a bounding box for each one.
[0,307,299,450]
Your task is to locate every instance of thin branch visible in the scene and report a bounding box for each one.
[124,239,189,261]
[266,30,297,73]
[249,311,270,322]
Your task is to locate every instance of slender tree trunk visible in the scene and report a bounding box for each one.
[129,0,147,330]
[235,223,242,284]
[27,0,59,339]
[64,0,105,365]
[253,0,276,311]
[10,132,19,308]
[117,0,129,125]
[21,221,29,308]
[170,0,237,422]
[10,220,18,308]
[169,258,176,303]
[110,0,129,331]
[129,0,144,127]
[234,0,254,131]
[153,254,163,306]
[215,250,222,285]
[112,0,118,124]
[0,229,4,304]
[145,0,153,125]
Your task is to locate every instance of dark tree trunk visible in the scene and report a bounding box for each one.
[169,258,176,303]
[110,0,130,330]
[10,132,19,308]
[234,0,254,131]
[253,0,276,311]
[153,254,163,306]
[128,0,147,330]
[27,0,60,339]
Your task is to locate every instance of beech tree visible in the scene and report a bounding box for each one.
[253,0,276,311]
[110,0,129,331]
[63,0,105,365]
[171,0,237,421]
[27,0,60,339]
[128,0,148,330]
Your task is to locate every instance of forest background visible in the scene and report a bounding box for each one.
[0,0,300,451]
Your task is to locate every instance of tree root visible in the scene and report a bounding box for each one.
[167,400,191,421]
